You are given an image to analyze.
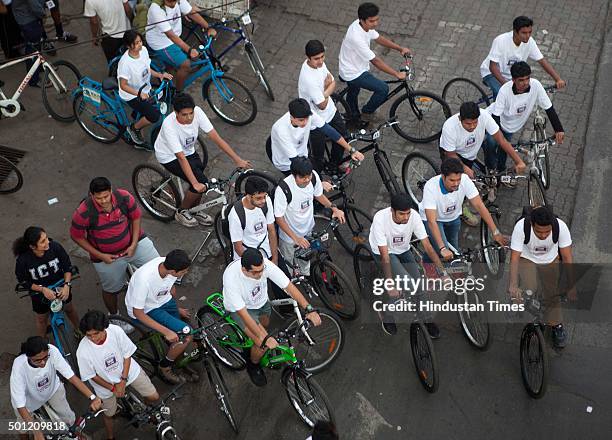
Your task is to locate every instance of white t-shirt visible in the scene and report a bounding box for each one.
[155,106,214,164]
[77,324,142,399]
[270,112,326,172]
[298,60,337,123]
[488,79,552,133]
[222,259,290,312]
[274,172,323,242]
[117,47,151,101]
[419,174,479,222]
[439,110,499,160]
[338,19,380,81]
[229,197,275,260]
[84,0,131,38]
[511,218,572,264]
[10,345,75,412]
[369,207,428,255]
[479,31,544,80]
[146,1,192,51]
[125,257,176,318]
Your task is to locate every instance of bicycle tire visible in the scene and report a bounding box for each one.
[480,217,505,280]
[332,205,373,256]
[245,43,275,101]
[203,75,257,126]
[0,155,24,194]
[528,171,548,208]
[376,150,402,196]
[442,77,491,113]
[203,357,240,433]
[132,163,181,222]
[311,260,360,320]
[55,322,80,376]
[535,126,551,189]
[352,244,377,290]
[283,368,335,427]
[389,91,450,143]
[161,429,182,440]
[108,315,161,378]
[195,306,247,371]
[331,92,353,123]
[456,289,491,350]
[42,60,81,122]
[214,210,233,264]
[234,169,279,199]
[73,90,123,143]
[519,324,549,399]
[409,322,439,393]
[402,152,440,206]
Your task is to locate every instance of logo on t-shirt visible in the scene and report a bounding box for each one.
[37,376,50,392]
[254,221,264,232]
[516,104,527,114]
[465,135,476,147]
[392,236,405,244]
[250,285,261,298]
[507,58,520,67]
[156,289,169,298]
[141,68,148,80]
[184,136,195,149]
[533,246,548,253]
[444,203,457,214]
[104,355,118,370]
[300,200,310,210]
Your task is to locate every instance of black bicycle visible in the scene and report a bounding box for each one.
[0,154,23,194]
[442,77,492,113]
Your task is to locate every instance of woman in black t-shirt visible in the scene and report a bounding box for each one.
[13,226,80,337]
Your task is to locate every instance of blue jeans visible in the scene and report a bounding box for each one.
[482,74,502,100]
[146,298,191,333]
[483,129,513,172]
[345,71,389,115]
[373,249,420,280]
[19,20,44,85]
[423,217,461,262]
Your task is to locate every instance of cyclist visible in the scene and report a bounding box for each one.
[11,0,46,86]
[480,16,565,99]
[338,2,411,123]
[13,226,79,338]
[222,248,322,386]
[77,310,160,440]
[274,157,345,278]
[84,0,132,62]
[145,0,215,91]
[118,30,173,146]
[270,98,363,176]
[10,336,102,440]
[420,158,508,261]
[71,177,160,333]
[484,61,564,174]
[154,92,251,227]
[508,206,575,348]
[124,249,195,384]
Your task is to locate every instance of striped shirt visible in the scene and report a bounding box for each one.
[70,189,144,260]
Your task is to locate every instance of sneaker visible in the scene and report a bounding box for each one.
[109,314,135,334]
[461,204,480,227]
[160,367,185,385]
[193,211,214,226]
[551,324,567,349]
[42,40,57,56]
[425,322,440,339]
[126,124,145,145]
[245,360,267,387]
[175,209,198,227]
[381,320,397,336]
[59,32,78,43]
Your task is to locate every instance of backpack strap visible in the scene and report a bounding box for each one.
[523,216,531,245]
[311,171,318,190]
[278,180,292,205]
[552,217,559,244]
[232,199,247,230]
[85,189,130,231]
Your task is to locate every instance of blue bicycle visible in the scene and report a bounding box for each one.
[16,266,81,375]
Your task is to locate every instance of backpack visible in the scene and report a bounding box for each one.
[133,0,178,35]
[516,205,560,244]
[276,172,319,205]
[83,190,130,232]
[220,199,269,241]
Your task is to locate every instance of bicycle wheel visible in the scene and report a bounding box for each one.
[214,211,233,264]
[203,357,239,432]
[456,289,491,350]
[245,42,275,101]
[331,92,353,122]
[42,60,81,122]
[333,205,372,256]
[409,322,439,393]
[520,324,549,399]
[535,126,551,189]
[389,91,450,143]
[283,367,335,427]
[375,150,402,196]
[311,260,360,320]
[203,75,257,126]
[196,307,247,371]
[402,152,439,206]
[73,90,122,143]
[480,217,505,279]
[352,244,377,290]
[442,77,491,113]
[0,156,23,194]
[161,429,182,440]
[55,322,80,376]
[108,315,161,378]
[234,169,278,199]
[132,164,181,222]
[286,308,344,373]
[528,171,548,208]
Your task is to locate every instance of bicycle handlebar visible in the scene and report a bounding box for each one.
[349,118,399,142]
[15,266,80,296]
[275,318,313,344]
[513,135,556,150]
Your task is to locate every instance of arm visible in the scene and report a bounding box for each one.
[207,129,251,169]
[424,208,451,259]
[537,58,565,88]
[508,249,521,298]
[488,61,507,85]
[318,74,336,109]
[119,78,147,99]
[71,236,115,264]
[113,357,131,397]
[378,245,399,298]
[284,282,321,324]
[467,196,507,246]
[185,6,213,33]
[443,150,474,178]
[268,224,279,263]
[375,35,410,55]
[275,215,309,249]
[371,57,404,79]
[492,130,526,172]
[133,308,177,342]
[544,106,565,144]
[176,151,206,192]
[123,0,133,20]
[125,216,141,256]
[88,17,100,46]
[559,246,577,300]
[314,193,345,223]
[421,238,446,273]
[66,375,102,410]
[318,123,364,162]
[233,241,246,257]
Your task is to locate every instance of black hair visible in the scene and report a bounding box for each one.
[305,40,325,58]
[440,157,464,176]
[164,249,191,271]
[20,336,48,357]
[288,98,312,118]
[513,16,533,32]
[312,421,339,440]
[173,92,196,112]
[79,310,110,334]
[358,2,379,20]
[390,193,413,212]
[510,61,531,79]
[241,248,264,270]
[13,226,45,257]
[244,176,269,196]
[531,206,554,226]
[290,156,313,177]
[459,102,480,120]
[89,176,111,194]
[122,29,143,48]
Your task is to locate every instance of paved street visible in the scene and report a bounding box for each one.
[1,0,611,439]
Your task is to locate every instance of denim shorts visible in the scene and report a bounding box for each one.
[154,44,188,69]
[146,298,191,333]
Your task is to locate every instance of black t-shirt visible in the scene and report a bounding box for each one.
[15,240,72,289]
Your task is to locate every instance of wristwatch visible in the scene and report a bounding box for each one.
[89,394,97,401]
[329,203,338,210]
[492,228,501,236]
[305,304,315,314]
[349,147,357,154]
[65,281,72,287]
[120,375,128,382]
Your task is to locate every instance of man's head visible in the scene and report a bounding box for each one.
[358,2,380,30]
[244,176,269,209]
[122,29,143,51]
[21,336,49,368]
[89,176,113,211]
[290,157,314,188]
[288,98,312,128]
[163,249,191,277]
[440,157,464,192]
[512,16,533,43]
[459,102,480,132]
[390,193,414,224]
[312,421,339,440]
[510,61,531,93]
[305,40,326,68]
[163,0,178,7]
[241,248,264,280]
[79,310,109,345]
[174,93,196,125]
[531,206,554,240]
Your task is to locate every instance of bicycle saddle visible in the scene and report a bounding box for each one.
[102,77,119,91]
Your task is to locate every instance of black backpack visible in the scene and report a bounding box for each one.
[516,205,560,244]
[83,190,130,231]
[220,199,270,241]
[276,172,319,205]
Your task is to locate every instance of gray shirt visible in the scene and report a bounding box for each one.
[11,0,45,26]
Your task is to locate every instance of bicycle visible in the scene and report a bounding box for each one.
[15,266,81,375]
[0,51,80,121]
[32,408,106,440]
[441,77,492,113]
[332,55,450,143]
[0,154,24,193]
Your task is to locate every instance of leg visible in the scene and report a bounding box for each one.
[441,217,461,252]
[147,299,192,362]
[19,21,43,85]
[175,59,191,91]
[93,259,128,315]
[357,71,389,115]
[423,220,452,262]
[496,130,513,173]
[34,312,50,338]
[62,301,79,331]
[518,257,539,293]
[130,370,160,402]
[308,127,327,172]
[483,133,498,171]
[328,110,348,167]
[345,79,361,118]
[539,260,562,326]
[46,384,76,425]
[99,396,118,440]
[279,238,310,276]
[100,36,123,63]
[482,74,502,100]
